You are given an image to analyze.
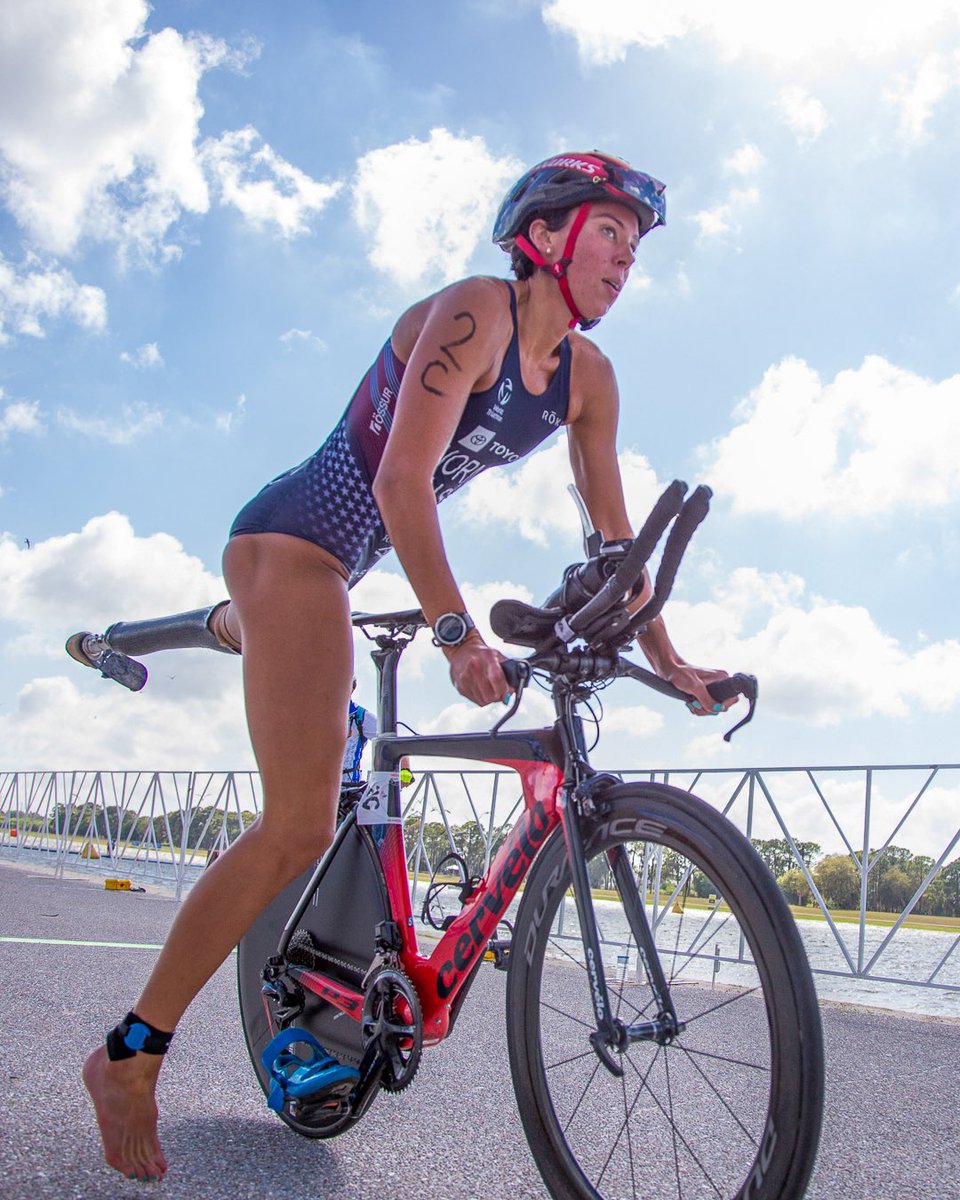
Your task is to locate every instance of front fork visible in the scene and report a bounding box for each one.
[558,715,684,1077]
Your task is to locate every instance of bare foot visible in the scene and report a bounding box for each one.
[82,1044,167,1182]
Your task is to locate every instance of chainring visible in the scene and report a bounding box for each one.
[360,966,423,1093]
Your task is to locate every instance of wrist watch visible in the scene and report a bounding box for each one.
[431,611,476,648]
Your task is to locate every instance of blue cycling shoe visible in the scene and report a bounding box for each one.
[261,1028,360,1113]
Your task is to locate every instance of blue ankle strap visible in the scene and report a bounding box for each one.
[106,1011,174,1061]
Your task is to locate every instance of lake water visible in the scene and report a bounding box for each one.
[415,878,960,1021]
[6,845,959,1021]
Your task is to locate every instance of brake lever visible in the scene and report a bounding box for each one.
[491,660,530,735]
[705,673,758,742]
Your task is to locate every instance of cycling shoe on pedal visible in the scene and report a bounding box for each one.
[261,1028,360,1113]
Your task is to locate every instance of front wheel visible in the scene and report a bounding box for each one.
[507,782,824,1200]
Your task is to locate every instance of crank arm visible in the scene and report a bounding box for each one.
[343,1040,388,1126]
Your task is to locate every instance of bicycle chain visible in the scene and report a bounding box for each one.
[286,929,366,980]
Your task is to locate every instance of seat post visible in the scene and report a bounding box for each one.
[370,638,404,735]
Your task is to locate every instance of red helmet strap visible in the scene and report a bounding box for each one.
[513,202,593,330]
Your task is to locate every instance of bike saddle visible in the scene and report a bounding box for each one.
[489,599,561,649]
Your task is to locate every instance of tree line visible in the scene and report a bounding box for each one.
[751,837,960,918]
[7,805,960,919]
[5,803,255,852]
[407,822,960,920]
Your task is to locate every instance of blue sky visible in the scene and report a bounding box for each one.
[2,1,960,844]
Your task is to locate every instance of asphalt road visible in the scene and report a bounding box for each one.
[0,859,958,1200]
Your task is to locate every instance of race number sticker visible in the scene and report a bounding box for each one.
[356,771,402,825]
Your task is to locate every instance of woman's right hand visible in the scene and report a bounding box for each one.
[445,636,508,706]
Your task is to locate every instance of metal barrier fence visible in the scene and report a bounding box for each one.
[2,765,959,1004]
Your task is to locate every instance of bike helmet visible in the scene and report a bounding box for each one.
[492,152,666,330]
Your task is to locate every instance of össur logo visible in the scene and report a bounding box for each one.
[497,378,513,406]
[436,800,551,1000]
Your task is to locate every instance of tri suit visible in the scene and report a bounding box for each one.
[230,282,572,586]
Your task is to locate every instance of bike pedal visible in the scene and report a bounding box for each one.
[485,939,512,970]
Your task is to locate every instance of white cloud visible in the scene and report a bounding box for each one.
[0,510,251,767]
[693,186,760,243]
[541,0,960,66]
[451,433,665,546]
[777,86,830,145]
[56,402,165,445]
[420,688,556,737]
[120,342,164,368]
[666,566,960,727]
[1,669,250,771]
[699,355,960,518]
[0,0,248,261]
[599,705,665,739]
[724,142,765,176]
[692,143,764,243]
[214,393,247,435]
[350,567,419,617]
[885,52,960,142]
[202,127,342,237]
[0,513,224,647]
[0,255,107,343]
[279,328,328,353]
[352,129,522,286]
[462,578,535,651]
[0,398,44,441]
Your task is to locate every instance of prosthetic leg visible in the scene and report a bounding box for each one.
[65,601,240,691]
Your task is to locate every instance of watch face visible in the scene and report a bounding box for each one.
[435,613,468,646]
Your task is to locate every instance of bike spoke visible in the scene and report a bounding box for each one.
[681,983,764,1025]
[561,1056,604,1138]
[539,996,597,1034]
[614,1047,724,1198]
[673,1043,763,1145]
[546,1045,600,1074]
[623,1048,727,1200]
[594,1045,663,1190]
[676,1043,770,1074]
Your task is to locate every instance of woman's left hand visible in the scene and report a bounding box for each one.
[662,662,737,717]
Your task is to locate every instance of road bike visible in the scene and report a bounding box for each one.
[67,481,824,1200]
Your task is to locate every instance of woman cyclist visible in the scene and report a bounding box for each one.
[81,151,735,1183]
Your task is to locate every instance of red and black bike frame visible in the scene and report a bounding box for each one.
[272,628,679,1059]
